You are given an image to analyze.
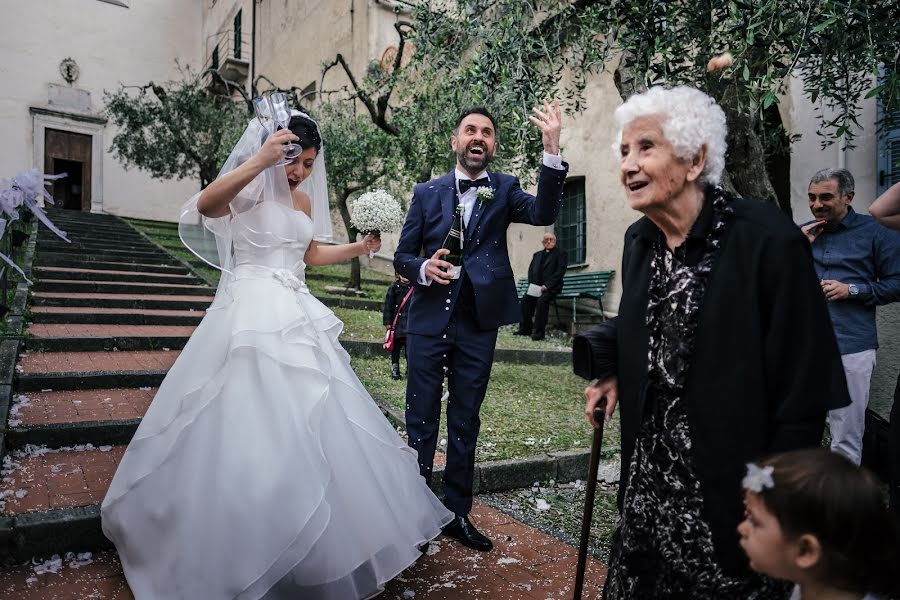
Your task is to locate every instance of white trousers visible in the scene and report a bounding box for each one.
[828,349,877,465]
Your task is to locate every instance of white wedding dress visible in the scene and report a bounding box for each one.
[101,201,453,599]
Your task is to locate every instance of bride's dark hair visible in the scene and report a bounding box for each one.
[288,114,322,153]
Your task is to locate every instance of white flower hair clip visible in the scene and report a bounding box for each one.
[742,463,775,493]
[475,186,494,201]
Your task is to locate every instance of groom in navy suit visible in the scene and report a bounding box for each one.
[394,103,567,551]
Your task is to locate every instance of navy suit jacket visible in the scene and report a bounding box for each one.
[393,163,568,335]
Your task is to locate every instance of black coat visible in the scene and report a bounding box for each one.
[575,192,850,577]
[383,280,412,338]
[527,246,567,296]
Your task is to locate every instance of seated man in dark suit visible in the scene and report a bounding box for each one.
[516,232,567,340]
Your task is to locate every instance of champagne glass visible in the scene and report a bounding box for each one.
[270,92,302,161]
[253,94,296,166]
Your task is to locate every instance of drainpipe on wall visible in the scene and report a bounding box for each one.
[251,0,257,94]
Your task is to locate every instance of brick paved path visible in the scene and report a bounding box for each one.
[0,210,606,597]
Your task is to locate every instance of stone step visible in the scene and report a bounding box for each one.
[36,249,170,263]
[32,251,185,269]
[31,292,214,311]
[32,257,190,275]
[37,235,158,247]
[0,445,125,560]
[7,388,154,429]
[33,279,217,296]
[34,266,202,285]
[5,387,153,448]
[0,550,130,596]
[33,266,202,285]
[31,306,203,323]
[25,333,191,353]
[37,243,166,258]
[38,228,146,240]
[16,350,177,391]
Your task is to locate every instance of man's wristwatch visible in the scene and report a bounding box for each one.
[848,283,859,297]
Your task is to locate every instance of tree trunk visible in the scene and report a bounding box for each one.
[723,108,779,205]
[337,189,362,290]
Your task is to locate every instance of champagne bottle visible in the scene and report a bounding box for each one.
[441,203,465,279]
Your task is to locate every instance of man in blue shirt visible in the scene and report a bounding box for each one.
[802,168,900,464]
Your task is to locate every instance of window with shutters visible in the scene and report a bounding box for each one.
[877,101,900,196]
[557,177,587,265]
[233,10,242,60]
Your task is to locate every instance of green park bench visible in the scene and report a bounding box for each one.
[516,270,615,327]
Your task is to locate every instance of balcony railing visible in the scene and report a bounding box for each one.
[203,28,251,87]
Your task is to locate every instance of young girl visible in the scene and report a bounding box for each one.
[382,272,412,380]
[738,448,900,600]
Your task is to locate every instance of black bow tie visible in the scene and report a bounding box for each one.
[458,177,490,195]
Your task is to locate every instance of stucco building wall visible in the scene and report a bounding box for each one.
[0,0,202,222]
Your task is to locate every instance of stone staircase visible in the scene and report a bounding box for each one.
[1,209,212,562]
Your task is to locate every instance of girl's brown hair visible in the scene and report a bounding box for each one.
[756,448,900,597]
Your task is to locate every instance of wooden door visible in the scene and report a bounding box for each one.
[44,129,92,211]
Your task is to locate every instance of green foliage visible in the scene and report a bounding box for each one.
[406,0,899,156]
[104,70,249,188]
[318,100,405,206]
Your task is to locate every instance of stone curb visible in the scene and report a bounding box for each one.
[6,419,140,449]
[371,394,593,498]
[32,267,204,286]
[25,335,191,353]
[22,335,570,366]
[16,370,168,392]
[37,241,166,256]
[33,281,218,296]
[1,505,112,563]
[32,296,212,311]
[32,251,184,268]
[33,257,190,275]
[37,240,164,253]
[29,312,204,326]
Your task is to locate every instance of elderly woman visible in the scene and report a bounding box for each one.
[576,86,850,599]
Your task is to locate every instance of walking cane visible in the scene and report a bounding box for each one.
[573,399,607,600]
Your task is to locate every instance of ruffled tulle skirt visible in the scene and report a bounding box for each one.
[101,266,453,599]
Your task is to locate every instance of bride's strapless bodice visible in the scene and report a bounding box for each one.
[230,201,313,276]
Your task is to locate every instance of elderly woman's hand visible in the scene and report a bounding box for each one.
[528,99,562,155]
[584,376,618,428]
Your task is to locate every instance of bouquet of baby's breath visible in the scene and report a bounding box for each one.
[350,189,405,236]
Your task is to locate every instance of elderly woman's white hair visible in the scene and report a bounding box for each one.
[613,86,728,186]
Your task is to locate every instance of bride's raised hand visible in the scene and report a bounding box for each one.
[255,129,299,169]
[361,234,381,256]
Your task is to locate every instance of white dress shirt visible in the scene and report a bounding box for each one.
[418,152,565,285]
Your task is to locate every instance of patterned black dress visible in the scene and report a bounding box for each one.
[603,192,790,600]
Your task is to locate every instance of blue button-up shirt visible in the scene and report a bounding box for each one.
[807,207,900,354]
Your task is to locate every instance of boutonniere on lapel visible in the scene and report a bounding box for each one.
[475,186,494,208]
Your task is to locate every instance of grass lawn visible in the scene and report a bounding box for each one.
[334,307,572,351]
[349,356,619,462]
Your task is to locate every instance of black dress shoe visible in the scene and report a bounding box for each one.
[391,363,401,380]
[531,333,545,341]
[442,515,493,552]
[513,328,530,336]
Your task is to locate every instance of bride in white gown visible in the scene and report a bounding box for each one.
[101,111,454,599]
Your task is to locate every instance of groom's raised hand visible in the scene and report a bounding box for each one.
[528,99,562,155]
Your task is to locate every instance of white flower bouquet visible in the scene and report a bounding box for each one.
[350,189,405,257]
